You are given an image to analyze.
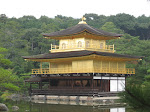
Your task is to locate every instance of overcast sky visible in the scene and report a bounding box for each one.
[0,0,150,18]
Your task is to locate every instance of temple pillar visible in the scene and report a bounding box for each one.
[71,79,74,89]
[108,80,110,92]
[101,79,103,92]
[91,79,93,89]
[49,79,51,89]
[102,80,104,92]
[39,81,42,89]
[81,80,83,87]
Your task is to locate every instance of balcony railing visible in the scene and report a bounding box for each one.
[32,67,135,75]
[50,44,115,53]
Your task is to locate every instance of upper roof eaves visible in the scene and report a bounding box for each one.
[42,24,122,38]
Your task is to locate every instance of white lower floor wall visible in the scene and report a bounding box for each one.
[110,108,125,112]
[110,79,125,92]
[93,76,125,92]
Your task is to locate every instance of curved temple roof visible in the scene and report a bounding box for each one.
[22,50,142,60]
[43,24,122,38]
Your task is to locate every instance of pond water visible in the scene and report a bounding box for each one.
[3,100,150,112]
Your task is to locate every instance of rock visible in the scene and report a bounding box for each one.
[11,94,21,101]
[12,106,19,111]
[22,96,31,101]
[0,103,9,111]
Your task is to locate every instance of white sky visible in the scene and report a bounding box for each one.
[0,0,150,18]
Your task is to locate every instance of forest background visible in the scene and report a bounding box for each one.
[0,13,150,107]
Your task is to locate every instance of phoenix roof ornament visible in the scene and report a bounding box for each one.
[78,16,87,24]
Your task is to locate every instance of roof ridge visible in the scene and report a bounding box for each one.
[43,23,122,38]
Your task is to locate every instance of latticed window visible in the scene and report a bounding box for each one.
[100,43,103,49]
[62,43,66,49]
[78,41,82,48]
[86,41,90,48]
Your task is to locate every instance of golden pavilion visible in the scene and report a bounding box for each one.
[23,17,142,96]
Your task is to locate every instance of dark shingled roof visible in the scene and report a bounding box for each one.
[43,24,122,38]
[22,50,142,60]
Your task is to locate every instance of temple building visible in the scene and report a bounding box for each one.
[23,17,142,96]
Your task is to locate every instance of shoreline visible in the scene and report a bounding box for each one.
[31,95,126,107]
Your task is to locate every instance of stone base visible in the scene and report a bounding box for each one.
[31,95,124,107]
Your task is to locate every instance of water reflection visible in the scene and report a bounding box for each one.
[30,103,125,112]
[3,100,150,112]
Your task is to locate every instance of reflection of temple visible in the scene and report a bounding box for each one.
[29,102,125,112]
[23,17,142,96]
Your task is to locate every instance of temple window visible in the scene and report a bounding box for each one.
[86,41,90,48]
[100,43,103,49]
[78,41,82,48]
[62,43,66,49]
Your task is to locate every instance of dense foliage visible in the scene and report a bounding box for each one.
[120,75,150,109]
[0,47,20,100]
[0,13,150,106]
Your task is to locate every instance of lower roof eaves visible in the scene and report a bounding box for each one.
[22,50,143,61]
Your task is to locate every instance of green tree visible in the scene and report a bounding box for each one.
[0,47,20,99]
[101,22,123,34]
[107,13,136,32]
[84,13,107,28]
[120,74,150,108]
